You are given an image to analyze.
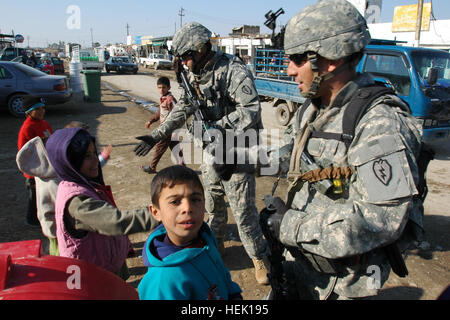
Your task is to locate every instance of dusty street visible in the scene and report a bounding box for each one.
[0,69,449,300]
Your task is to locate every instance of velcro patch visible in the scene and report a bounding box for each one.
[357,150,414,203]
[242,85,252,95]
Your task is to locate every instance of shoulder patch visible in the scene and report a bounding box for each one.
[357,150,416,203]
[242,85,252,95]
[373,159,392,186]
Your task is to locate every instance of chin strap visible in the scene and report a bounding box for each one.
[301,53,352,99]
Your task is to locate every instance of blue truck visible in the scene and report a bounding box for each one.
[253,41,450,143]
[253,48,305,126]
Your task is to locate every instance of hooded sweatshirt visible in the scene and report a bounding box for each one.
[16,136,60,238]
[138,223,242,300]
[46,128,158,273]
[17,117,53,179]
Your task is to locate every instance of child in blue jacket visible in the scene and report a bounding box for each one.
[138,165,242,300]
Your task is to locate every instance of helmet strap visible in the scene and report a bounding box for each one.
[302,53,352,99]
[302,53,322,99]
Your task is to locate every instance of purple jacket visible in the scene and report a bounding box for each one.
[47,128,131,273]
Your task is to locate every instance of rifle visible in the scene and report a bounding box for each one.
[259,194,299,300]
[175,57,214,145]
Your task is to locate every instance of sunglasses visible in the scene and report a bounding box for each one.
[289,53,308,65]
[180,51,195,61]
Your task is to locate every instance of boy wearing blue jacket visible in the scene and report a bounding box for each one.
[138,165,242,300]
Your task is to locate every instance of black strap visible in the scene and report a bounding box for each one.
[308,85,396,149]
[341,86,395,148]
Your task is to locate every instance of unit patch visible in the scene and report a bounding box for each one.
[373,159,392,186]
[242,85,252,95]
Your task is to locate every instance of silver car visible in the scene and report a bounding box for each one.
[0,61,72,117]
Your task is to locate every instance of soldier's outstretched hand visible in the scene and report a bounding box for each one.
[134,135,157,157]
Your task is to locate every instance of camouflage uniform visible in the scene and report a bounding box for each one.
[147,23,267,260]
[280,72,423,299]
[272,0,424,299]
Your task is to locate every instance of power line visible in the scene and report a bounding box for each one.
[179,7,185,28]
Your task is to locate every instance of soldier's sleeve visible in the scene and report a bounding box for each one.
[149,95,196,140]
[279,102,422,259]
[216,63,261,132]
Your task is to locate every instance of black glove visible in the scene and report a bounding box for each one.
[134,135,157,157]
[213,161,237,181]
[210,129,237,181]
[267,197,288,240]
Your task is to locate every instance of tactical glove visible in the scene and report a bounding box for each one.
[134,135,157,157]
[213,161,237,181]
[267,197,288,240]
[209,129,237,181]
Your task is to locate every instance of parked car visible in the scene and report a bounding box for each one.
[105,56,138,74]
[10,55,40,68]
[0,61,72,117]
[50,57,65,74]
[0,47,26,61]
[139,53,172,70]
[79,50,104,71]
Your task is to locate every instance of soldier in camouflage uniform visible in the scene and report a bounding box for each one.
[265,0,424,299]
[133,22,270,285]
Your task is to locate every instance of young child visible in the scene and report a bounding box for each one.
[17,96,53,226]
[16,121,114,256]
[141,77,184,174]
[64,121,112,167]
[45,128,159,279]
[16,136,60,255]
[138,165,242,300]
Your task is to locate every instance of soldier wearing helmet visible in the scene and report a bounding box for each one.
[264,0,423,299]
[133,22,270,285]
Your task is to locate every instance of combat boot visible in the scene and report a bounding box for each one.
[252,257,269,285]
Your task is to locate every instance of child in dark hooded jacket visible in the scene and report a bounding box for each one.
[46,128,159,279]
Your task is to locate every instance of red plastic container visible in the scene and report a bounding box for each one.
[0,240,138,300]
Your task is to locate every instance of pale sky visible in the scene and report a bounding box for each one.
[2,0,450,48]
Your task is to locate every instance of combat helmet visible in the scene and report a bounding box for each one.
[172,22,212,57]
[284,0,371,98]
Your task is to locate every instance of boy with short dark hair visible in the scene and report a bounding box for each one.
[141,77,184,174]
[17,96,53,225]
[138,165,242,300]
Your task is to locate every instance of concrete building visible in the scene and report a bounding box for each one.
[368,20,450,50]
[346,0,450,50]
[212,35,272,65]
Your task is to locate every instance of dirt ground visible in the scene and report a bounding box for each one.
[0,68,448,300]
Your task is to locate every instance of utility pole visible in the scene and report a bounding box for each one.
[90,27,94,48]
[179,7,185,28]
[415,0,424,47]
[126,23,130,36]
